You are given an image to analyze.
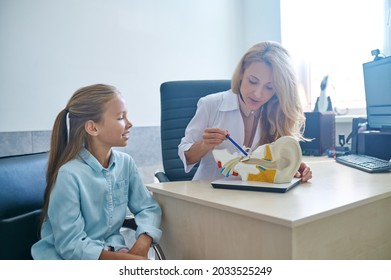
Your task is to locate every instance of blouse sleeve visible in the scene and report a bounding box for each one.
[126,157,162,245]
[47,171,104,260]
[178,96,212,173]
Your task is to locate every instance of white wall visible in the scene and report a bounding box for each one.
[385,0,391,55]
[242,0,281,48]
[0,0,281,132]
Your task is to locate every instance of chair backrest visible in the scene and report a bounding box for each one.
[0,152,48,259]
[159,80,231,181]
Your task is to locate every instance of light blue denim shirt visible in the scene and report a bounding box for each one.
[31,148,162,260]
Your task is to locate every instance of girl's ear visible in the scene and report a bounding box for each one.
[85,120,98,136]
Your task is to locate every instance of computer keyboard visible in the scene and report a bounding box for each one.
[335,154,391,173]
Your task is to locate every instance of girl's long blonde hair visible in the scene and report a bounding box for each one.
[39,84,121,233]
[231,41,306,145]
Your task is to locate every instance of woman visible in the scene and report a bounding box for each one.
[178,41,312,182]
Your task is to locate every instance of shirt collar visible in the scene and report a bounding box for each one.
[79,147,116,172]
[219,89,240,111]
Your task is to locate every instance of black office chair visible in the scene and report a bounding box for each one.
[155,80,231,182]
[0,152,48,260]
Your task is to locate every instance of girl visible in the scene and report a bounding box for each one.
[31,84,161,260]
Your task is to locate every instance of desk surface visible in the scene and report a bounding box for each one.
[148,156,391,228]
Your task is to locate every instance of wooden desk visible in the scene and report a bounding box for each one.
[147,157,391,259]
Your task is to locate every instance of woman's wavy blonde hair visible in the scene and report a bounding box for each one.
[231,41,306,145]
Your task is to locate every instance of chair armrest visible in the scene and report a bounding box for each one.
[122,217,137,231]
[154,171,170,182]
[121,217,166,260]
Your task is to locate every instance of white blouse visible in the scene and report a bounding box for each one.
[178,89,261,181]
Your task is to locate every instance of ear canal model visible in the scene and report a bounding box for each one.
[212,136,302,183]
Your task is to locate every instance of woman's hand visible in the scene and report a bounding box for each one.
[185,128,227,164]
[202,128,228,148]
[294,162,312,182]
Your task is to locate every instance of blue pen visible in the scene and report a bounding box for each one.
[226,134,248,156]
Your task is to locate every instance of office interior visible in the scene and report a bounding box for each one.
[1,0,391,260]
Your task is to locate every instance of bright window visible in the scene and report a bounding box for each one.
[280,0,386,114]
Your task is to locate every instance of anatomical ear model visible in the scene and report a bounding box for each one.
[212,136,302,183]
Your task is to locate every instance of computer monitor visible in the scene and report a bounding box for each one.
[362,56,391,131]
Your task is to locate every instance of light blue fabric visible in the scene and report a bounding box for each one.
[31,148,161,260]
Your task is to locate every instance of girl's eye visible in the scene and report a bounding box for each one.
[249,78,258,85]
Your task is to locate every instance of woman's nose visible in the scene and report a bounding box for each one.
[253,85,265,98]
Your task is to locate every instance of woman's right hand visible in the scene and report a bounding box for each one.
[185,128,227,164]
[202,128,228,149]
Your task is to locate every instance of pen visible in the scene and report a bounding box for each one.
[226,134,248,156]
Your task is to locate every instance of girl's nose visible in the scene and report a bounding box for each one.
[126,119,133,128]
